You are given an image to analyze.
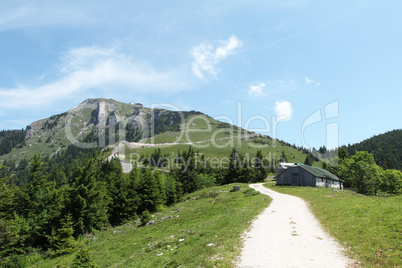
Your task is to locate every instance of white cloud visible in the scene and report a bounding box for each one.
[191,35,243,79]
[305,77,321,86]
[0,2,92,31]
[274,101,293,121]
[305,77,314,84]
[0,46,185,110]
[248,83,266,97]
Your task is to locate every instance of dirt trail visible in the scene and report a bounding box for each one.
[238,183,354,268]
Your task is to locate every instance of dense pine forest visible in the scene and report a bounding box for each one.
[345,129,402,170]
[0,145,270,265]
[0,130,25,156]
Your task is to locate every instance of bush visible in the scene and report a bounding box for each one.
[71,249,98,268]
[197,173,216,190]
[1,254,27,268]
[140,210,153,226]
[243,188,260,196]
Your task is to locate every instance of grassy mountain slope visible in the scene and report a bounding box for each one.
[0,98,318,175]
[28,184,271,268]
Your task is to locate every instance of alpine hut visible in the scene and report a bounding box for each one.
[276,163,343,189]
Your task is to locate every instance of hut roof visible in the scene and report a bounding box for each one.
[294,163,343,182]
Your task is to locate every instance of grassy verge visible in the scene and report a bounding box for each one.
[265,184,401,267]
[29,183,271,267]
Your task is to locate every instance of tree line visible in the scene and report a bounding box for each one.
[344,129,402,170]
[326,148,402,195]
[0,129,25,156]
[0,146,270,264]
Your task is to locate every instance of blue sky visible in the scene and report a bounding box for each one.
[0,0,401,149]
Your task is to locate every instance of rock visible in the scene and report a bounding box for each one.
[146,220,156,226]
[25,125,34,138]
[113,230,122,234]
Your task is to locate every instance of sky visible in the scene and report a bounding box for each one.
[0,0,401,149]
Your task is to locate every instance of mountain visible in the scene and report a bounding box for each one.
[0,98,317,179]
[345,129,402,170]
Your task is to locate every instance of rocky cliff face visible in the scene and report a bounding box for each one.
[15,98,202,165]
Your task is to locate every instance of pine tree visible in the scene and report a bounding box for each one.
[280,151,288,163]
[17,154,63,248]
[253,150,268,182]
[177,146,199,193]
[136,168,164,214]
[69,158,109,235]
[304,155,313,166]
[338,146,349,161]
[49,213,76,255]
[101,158,134,226]
[71,249,98,268]
[0,176,20,256]
[322,162,328,170]
[226,147,241,184]
[164,174,177,206]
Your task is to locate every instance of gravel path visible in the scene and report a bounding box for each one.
[238,183,354,268]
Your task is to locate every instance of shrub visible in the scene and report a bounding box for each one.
[243,188,260,196]
[71,249,98,268]
[140,210,153,226]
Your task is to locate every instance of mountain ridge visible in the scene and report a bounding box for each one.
[344,129,402,170]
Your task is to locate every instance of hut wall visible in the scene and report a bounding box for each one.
[315,178,342,188]
[277,166,316,187]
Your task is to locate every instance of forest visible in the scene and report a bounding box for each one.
[0,127,401,265]
[0,146,269,265]
[345,129,402,170]
[0,130,25,156]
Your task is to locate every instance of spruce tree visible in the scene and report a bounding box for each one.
[280,151,288,163]
[17,154,63,248]
[253,150,268,182]
[69,158,109,235]
[176,146,198,193]
[164,174,177,206]
[49,213,76,255]
[136,168,163,214]
[304,155,313,166]
[71,249,98,268]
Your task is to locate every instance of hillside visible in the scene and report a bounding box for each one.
[24,184,270,268]
[0,98,317,180]
[345,129,402,170]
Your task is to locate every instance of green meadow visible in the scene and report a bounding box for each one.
[28,184,271,268]
[266,183,401,267]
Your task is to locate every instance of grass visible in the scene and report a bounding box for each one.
[265,183,401,267]
[125,135,314,170]
[28,183,271,267]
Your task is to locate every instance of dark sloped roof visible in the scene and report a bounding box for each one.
[294,163,342,182]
